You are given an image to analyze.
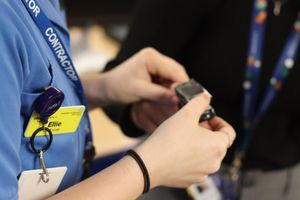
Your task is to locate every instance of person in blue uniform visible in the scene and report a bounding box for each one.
[0,0,235,199]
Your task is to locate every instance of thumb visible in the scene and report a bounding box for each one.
[136,81,178,103]
[178,93,211,123]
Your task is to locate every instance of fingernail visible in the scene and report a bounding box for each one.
[203,89,212,98]
[199,91,211,100]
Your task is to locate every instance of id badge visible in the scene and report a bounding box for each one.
[188,166,241,200]
[187,177,222,200]
[18,167,67,200]
[24,106,85,137]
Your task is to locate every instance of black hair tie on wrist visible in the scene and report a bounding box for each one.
[126,150,150,194]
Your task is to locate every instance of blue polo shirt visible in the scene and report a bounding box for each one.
[0,1,89,199]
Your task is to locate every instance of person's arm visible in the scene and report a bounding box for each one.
[50,155,145,200]
[0,8,27,199]
[50,94,236,200]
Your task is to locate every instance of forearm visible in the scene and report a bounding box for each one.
[48,94,235,199]
[49,156,144,200]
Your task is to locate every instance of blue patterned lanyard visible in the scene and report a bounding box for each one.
[21,0,95,158]
[239,0,300,155]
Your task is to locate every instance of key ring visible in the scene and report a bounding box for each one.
[30,127,53,154]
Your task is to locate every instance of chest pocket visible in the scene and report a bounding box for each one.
[21,61,55,130]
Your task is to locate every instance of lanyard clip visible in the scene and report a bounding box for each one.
[274,0,282,16]
[273,0,287,16]
[38,150,50,183]
[229,152,244,181]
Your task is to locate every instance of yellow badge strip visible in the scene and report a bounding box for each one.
[24,106,86,137]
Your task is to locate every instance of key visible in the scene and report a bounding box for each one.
[38,150,49,183]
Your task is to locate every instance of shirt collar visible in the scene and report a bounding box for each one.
[38,0,69,35]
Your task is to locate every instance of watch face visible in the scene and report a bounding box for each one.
[175,79,205,103]
[175,79,216,122]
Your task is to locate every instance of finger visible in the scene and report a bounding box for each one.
[178,93,211,123]
[140,48,189,83]
[170,82,181,91]
[135,80,179,104]
[158,103,178,118]
[199,121,212,130]
[197,175,209,188]
[145,123,157,134]
[133,104,158,134]
[138,114,157,134]
[208,117,236,147]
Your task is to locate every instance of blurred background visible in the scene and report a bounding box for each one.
[65,0,139,157]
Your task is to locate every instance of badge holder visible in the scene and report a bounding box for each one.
[29,86,64,183]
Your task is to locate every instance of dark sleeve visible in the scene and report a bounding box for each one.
[104,0,221,137]
[114,0,222,60]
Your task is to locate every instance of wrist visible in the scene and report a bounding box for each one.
[134,144,161,189]
[126,150,151,193]
[81,73,112,107]
[102,69,126,105]
[120,155,145,196]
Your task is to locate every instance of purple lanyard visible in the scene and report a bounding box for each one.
[239,0,300,154]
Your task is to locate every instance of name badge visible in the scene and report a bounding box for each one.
[18,167,67,200]
[187,177,222,200]
[24,106,85,137]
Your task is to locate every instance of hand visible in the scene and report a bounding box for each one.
[134,93,236,188]
[131,100,178,134]
[131,82,181,134]
[81,48,188,108]
[105,47,189,105]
